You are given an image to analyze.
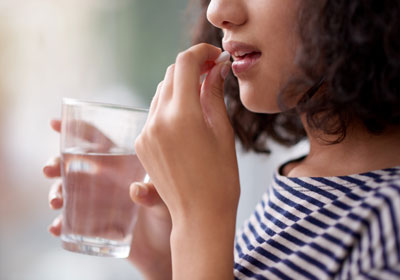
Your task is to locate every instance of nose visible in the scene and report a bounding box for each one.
[207,0,247,30]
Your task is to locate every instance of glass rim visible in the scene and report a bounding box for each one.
[62,98,149,113]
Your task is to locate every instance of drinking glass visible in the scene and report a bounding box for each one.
[60,98,148,258]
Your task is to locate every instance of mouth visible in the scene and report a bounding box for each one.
[231,51,262,61]
[222,41,262,76]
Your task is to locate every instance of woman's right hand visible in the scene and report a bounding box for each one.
[43,119,172,280]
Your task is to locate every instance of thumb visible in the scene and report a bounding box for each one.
[200,61,232,126]
[129,182,164,208]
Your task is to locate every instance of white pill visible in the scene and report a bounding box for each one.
[214,51,231,64]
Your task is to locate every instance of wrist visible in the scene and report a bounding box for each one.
[169,182,240,228]
[170,188,239,250]
[172,206,238,234]
[169,210,237,280]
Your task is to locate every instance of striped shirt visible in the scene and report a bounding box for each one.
[234,164,400,280]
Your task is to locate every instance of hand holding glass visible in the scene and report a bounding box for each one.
[60,98,148,258]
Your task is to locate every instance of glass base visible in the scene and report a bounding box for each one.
[61,234,131,258]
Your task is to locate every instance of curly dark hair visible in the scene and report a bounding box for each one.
[191,0,400,153]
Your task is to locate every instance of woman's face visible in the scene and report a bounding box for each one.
[207,0,301,113]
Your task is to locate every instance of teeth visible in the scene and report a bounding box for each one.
[234,51,249,57]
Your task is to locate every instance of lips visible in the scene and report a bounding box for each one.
[222,41,262,75]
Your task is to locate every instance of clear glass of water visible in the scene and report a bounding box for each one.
[60,98,148,258]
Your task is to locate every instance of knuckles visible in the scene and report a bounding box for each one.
[156,81,163,91]
[166,64,175,73]
[137,42,224,154]
[134,135,144,157]
[147,116,165,136]
[138,108,201,150]
[176,50,195,65]
[176,43,219,66]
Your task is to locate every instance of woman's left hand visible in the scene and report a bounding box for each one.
[135,43,239,279]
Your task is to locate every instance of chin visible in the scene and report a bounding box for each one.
[238,83,281,114]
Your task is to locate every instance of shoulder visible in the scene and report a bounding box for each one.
[360,169,400,226]
[364,168,400,198]
[349,170,400,278]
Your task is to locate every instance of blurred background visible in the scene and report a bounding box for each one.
[0,0,307,279]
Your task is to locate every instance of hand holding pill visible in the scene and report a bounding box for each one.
[134,41,239,230]
[134,43,238,278]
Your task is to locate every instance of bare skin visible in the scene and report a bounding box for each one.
[283,121,400,177]
[207,0,400,177]
[44,120,172,280]
[45,49,233,280]
[44,0,400,278]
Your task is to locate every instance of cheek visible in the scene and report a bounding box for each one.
[236,45,301,113]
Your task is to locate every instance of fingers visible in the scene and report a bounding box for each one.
[149,81,163,117]
[158,64,175,104]
[200,62,231,128]
[130,182,164,208]
[49,179,63,209]
[55,118,114,151]
[68,120,114,151]
[174,43,221,104]
[48,215,62,237]
[50,119,61,133]
[148,64,175,120]
[43,156,61,178]
[47,120,63,237]
[202,61,231,99]
[201,60,232,105]
[200,60,217,74]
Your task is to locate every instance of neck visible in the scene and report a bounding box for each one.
[284,117,400,177]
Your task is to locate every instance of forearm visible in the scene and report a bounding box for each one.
[170,211,237,280]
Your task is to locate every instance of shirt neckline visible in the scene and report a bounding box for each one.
[274,156,400,190]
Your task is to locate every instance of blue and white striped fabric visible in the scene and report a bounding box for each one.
[234,165,400,280]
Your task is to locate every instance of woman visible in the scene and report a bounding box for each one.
[44,0,400,279]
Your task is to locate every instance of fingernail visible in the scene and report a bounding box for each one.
[220,61,231,80]
[200,73,208,84]
[134,182,148,197]
[44,157,58,169]
[43,165,51,175]
[50,196,62,209]
[48,223,60,236]
[48,224,55,235]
